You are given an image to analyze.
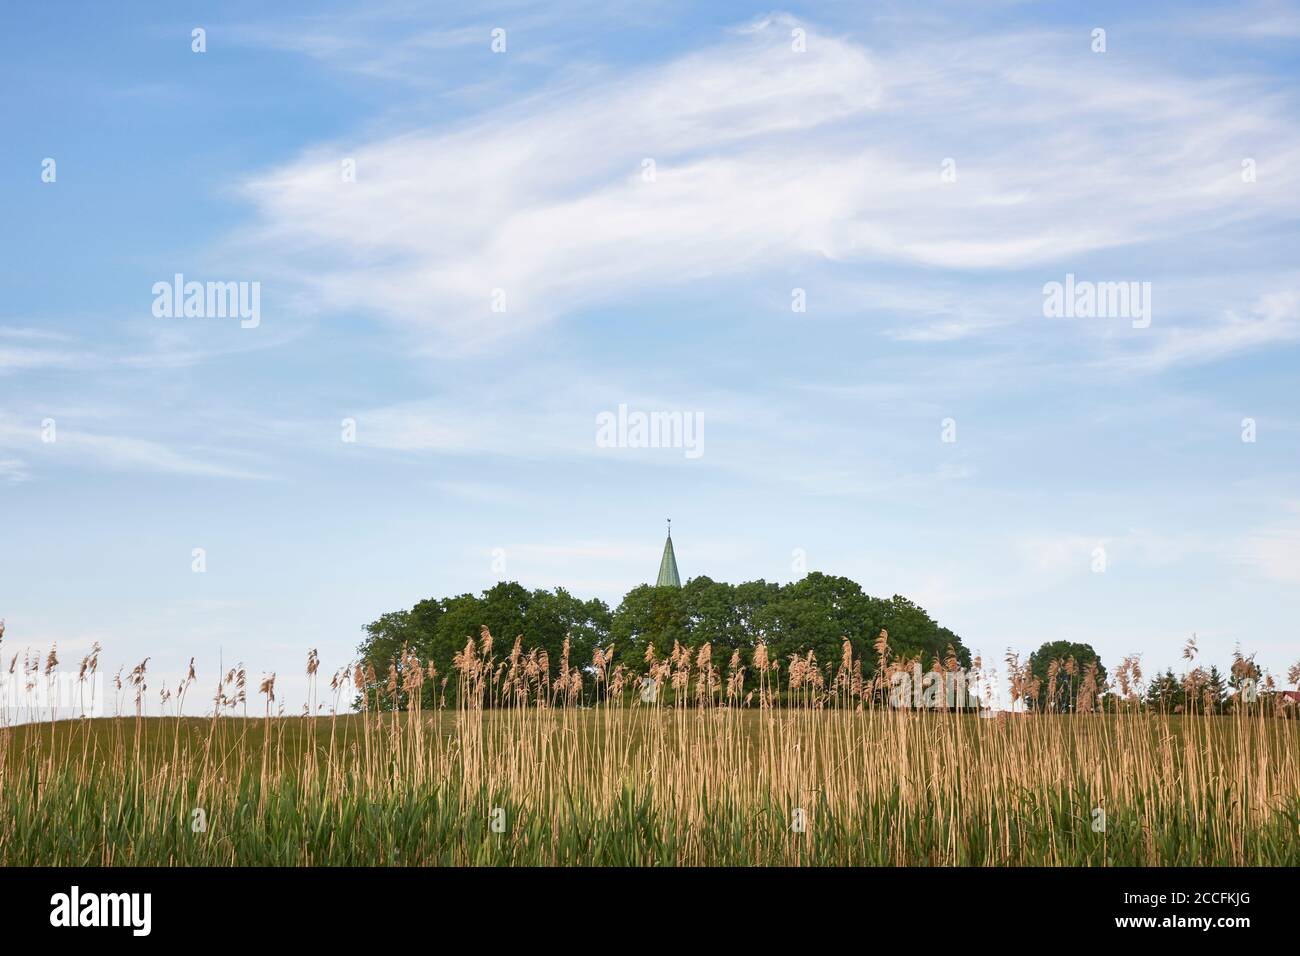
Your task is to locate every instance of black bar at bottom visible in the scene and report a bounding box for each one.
[0,866,1281,941]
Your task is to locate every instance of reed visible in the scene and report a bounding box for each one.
[0,632,1296,866]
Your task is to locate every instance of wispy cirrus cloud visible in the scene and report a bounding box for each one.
[0,322,302,374]
[1234,501,1300,584]
[0,456,30,483]
[1183,0,1300,39]
[1102,289,1300,372]
[231,15,1300,357]
[0,417,272,481]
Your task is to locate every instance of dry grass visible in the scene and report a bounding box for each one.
[0,631,1297,866]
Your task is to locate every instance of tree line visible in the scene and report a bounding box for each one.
[356,573,969,708]
[357,578,1290,714]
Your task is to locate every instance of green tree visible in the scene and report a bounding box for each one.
[360,574,967,708]
[609,584,689,669]
[1026,641,1108,712]
[1205,665,1227,713]
[1145,668,1184,711]
[358,582,610,708]
[869,594,971,675]
[681,576,746,666]
[755,573,866,677]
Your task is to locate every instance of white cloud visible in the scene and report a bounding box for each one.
[1235,502,1300,584]
[232,17,1300,354]
[1184,0,1300,39]
[1104,289,1300,372]
[1017,529,1213,576]
[0,344,88,372]
[0,326,76,342]
[0,417,271,481]
[0,323,301,374]
[1239,526,1300,583]
[0,456,29,482]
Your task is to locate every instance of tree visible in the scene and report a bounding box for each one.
[1204,665,1227,713]
[1227,647,1262,710]
[360,575,968,708]
[757,573,870,679]
[609,583,688,669]
[357,582,611,708]
[1145,668,1183,711]
[869,594,971,675]
[1026,641,1108,712]
[681,576,747,668]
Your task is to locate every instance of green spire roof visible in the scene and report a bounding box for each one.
[656,524,681,588]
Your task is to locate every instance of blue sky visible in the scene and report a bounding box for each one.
[2,0,1299,711]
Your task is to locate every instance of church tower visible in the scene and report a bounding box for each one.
[656,519,681,587]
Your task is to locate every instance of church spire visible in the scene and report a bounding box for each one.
[656,519,681,587]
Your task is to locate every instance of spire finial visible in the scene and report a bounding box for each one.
[656,519,681,587]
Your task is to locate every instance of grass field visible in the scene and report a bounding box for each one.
[2,633,1296,866]
[3,702,1297,866]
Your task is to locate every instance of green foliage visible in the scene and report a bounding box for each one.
[610,572,969,678]
[358,581,611,708]
[608,582,691,665]
[1145,668,1184,710]
[1137,664,1243,715]
[4,714,1297,866]
[362,572,969,703]
[1026,641,1108,712]
[1205,665,1228,711]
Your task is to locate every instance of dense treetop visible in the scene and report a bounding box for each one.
[357,573,970,703]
